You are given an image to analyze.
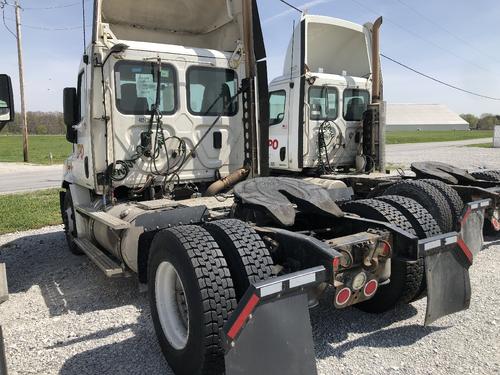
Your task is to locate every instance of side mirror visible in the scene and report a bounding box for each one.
[63,87,78,143]
[0,74,15,131]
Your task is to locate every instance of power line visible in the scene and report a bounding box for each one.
[381,54,500,101]
[347,0,494,74]
[4,16,89,30]
[278,0,303,14]
[1,1,16,38]
[393,0,500,65]
[22,2,81,10]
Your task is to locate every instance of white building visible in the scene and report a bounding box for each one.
[386,104,470,131]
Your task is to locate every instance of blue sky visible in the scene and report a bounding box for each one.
[1,0,499,115]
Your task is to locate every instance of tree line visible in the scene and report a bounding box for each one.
[3,112,65,135]
[460,113,500,130]
[1,111,498,135]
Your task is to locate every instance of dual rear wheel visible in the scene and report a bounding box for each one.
[148,221,273,375]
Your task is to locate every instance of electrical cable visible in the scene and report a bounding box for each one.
[1,1,16,38]
[393,0,500,65]
[381,54,500,101]
[347,0,493,74]
[22,2,84,10]
[277,0,303,14]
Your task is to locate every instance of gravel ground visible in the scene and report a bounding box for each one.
[0,225,499,375]
[387,142,500,170]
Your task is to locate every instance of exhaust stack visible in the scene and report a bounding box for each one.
[371,17,383,103]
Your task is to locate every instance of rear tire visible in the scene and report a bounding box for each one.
[204,219,274,300]
[471,170,500,182]
[148,225,236,375]
[61,189,83,255]
[383,180,453,232]
[342,199,423,312]
[420,179,464,228]
[376,195,443,301]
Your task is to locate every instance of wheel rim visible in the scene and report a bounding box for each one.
[155,261,189,350]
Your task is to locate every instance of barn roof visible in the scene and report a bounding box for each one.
[386,104,469,126]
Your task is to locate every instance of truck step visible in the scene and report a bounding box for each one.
[75,206,130,230]
[74,238,125,278]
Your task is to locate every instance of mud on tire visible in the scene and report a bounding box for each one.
[342,199,424,312]
[383,180,454,233]
[148,225,237,375]
[204,219,274,300]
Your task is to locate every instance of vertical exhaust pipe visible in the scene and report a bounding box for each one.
[371,17,383,104]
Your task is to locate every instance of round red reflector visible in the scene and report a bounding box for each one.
[364,280,378,297]
[335,288,352,306]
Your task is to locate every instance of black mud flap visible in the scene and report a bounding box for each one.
[420,199,491,325]
[223,267,327,375]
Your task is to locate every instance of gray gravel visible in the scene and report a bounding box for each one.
[0,225,499,375]
[387,141,500,170]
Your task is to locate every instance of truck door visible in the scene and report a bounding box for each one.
[268,87,289,169]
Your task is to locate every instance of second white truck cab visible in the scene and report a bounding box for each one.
[269,15,375,173]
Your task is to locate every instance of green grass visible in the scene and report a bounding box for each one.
[0,135,71,164]
[466,142,494,148]
[0,189,62,234]
[386,130,493,144]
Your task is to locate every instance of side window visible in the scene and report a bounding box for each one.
[115,61,177,115]
[77,71,86,121]
[187,67,238,117]
[343,89,370,121]
[309,86,338,121]
[269,90,286,126]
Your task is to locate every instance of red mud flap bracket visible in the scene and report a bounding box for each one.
[223,266,327,375]
[420,199,491,326]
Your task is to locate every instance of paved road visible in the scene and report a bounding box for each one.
[387,138,492,152]
[0,163,62,194]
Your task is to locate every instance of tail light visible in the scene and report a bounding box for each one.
[364,279,378,298]
[335,287,352,306]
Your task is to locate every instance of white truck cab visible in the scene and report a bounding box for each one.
[63,0,252,198]
[268,15,376,173]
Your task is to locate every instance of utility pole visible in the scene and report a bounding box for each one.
[15,0,29,162]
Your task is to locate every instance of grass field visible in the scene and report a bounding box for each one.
[0,131,493,165]
[386,130,493,144]
[0,189,62,235]
[0,135,71,164]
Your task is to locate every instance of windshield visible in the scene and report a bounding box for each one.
[115,61,177,115]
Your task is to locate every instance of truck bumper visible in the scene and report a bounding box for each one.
[419,199,490,325]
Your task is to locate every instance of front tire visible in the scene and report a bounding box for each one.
[148,225,236,375]
[61,189,83,255]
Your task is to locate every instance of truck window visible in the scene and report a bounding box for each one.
[77,71,86,121]
[269,90,286,126]
[309,86,338,121]
[343,89,370,121]
[187,67,238,117]
[115,61,177,115]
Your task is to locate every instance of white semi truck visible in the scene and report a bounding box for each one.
[56,1,491,374]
